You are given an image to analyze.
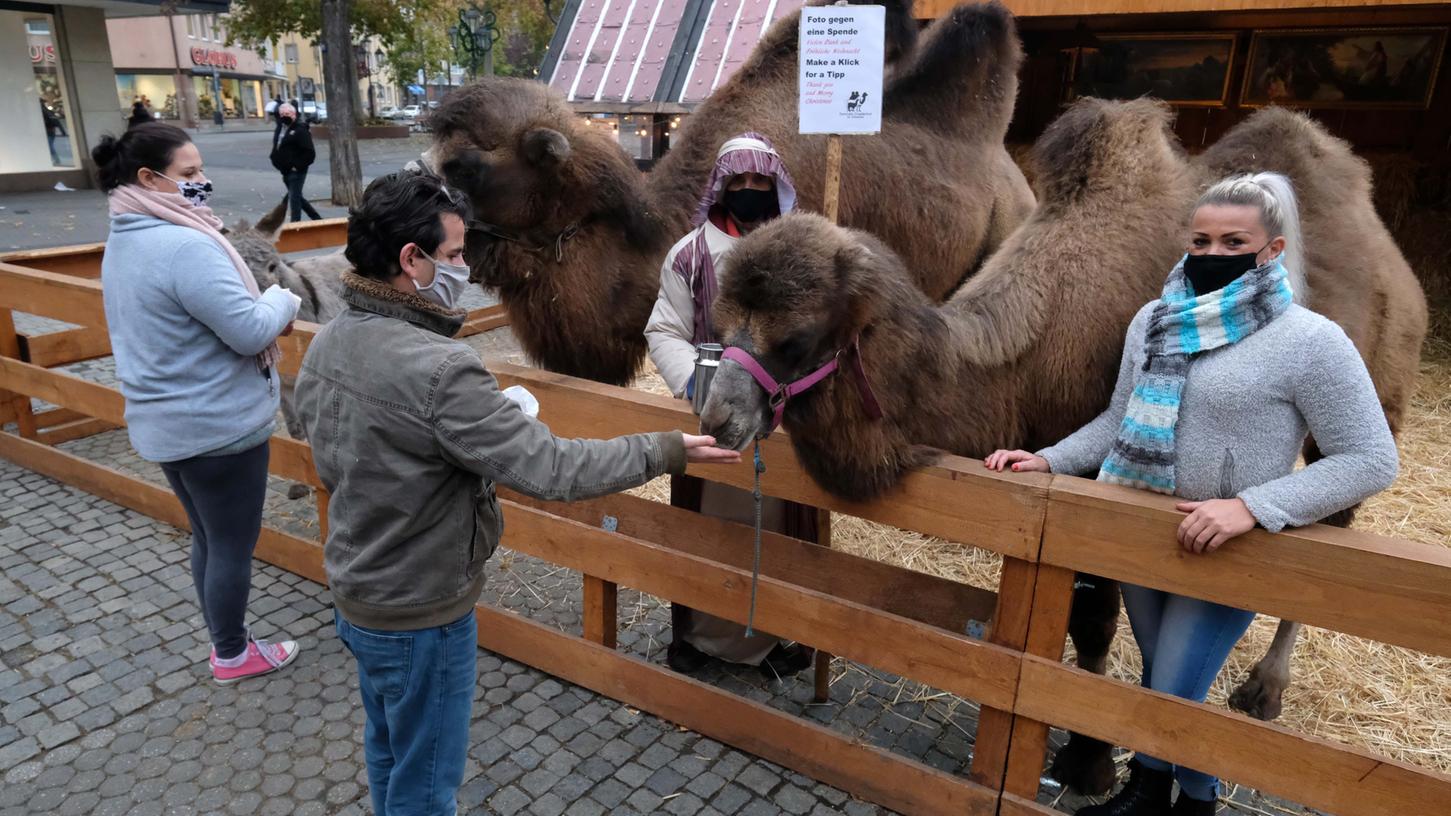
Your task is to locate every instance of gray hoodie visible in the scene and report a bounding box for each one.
[1037,301,1398,532]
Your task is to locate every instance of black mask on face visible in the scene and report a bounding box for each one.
[722,188,777,225]
[1182,247,1270,295]
[280,116,295,125]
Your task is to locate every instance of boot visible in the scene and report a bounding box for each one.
[1076,759,1174,816]
[1169,793,1218,815]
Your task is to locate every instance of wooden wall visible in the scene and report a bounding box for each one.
[1002,5,1451,159]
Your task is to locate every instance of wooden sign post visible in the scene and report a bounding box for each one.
[798,3,886,700]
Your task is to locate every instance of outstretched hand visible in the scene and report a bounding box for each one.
[683,434,742,464]
[1175,498,1256,554]
[983,449,1051,473]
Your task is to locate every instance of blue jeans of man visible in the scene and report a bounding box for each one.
[1121,583,1256,802]
[335,610,477,816]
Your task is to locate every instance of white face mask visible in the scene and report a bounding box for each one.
[413,249,470,309]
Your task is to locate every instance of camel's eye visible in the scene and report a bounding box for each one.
[774,331,813,365]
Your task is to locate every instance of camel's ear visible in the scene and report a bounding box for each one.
[522,128,570,169]
[255,197,289,242]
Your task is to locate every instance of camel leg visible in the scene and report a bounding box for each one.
[1226,437,1351,720]
[1048,575,1120,796]
[1229,619,1300,721]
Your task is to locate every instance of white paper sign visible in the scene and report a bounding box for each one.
[798,5,885,135]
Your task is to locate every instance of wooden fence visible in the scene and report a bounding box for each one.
[3,222,1450,815]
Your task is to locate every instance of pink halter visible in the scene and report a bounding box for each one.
[722,337,884,434]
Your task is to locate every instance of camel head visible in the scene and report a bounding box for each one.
[701,214,939,502]
[424,78,666,288]
[422,77,669,384]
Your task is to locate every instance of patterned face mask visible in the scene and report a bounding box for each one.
[159,173,214,208]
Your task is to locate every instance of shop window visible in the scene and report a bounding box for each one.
[3,10,78,171]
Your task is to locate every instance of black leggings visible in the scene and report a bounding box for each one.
[283,170,322,222]
[160,442,270,660]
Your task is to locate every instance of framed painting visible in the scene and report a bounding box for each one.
[1071,33,1237,107]
[1241,27,1447,109]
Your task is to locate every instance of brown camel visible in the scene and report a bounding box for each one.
[422,0,1035,385]
[697,99,1427,794]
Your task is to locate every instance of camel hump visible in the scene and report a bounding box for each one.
[1198,107,1373,204]
[883,1,1022,140]
[1030,97,1180,204]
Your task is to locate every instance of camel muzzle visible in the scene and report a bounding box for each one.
[721,337,884,435]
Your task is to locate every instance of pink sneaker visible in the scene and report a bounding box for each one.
[211,637,300,684]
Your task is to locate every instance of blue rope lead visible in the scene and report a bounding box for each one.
[745,440,765,637]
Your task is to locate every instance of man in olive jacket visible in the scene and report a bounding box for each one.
[294,172,737,816]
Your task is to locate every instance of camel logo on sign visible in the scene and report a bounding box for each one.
[846,91,869,112]
[190,48,238,70]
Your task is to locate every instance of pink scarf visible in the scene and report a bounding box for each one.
[108,184,281,372]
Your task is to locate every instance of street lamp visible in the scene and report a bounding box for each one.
[450,4,500,80]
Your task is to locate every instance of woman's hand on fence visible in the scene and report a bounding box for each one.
[682,434,743,464]
[1175,498,1256,554]
[983,450,1051,473]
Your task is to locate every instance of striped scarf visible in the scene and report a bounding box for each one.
[1097,256,1294,494]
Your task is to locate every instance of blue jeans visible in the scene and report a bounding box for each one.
[1121,583,1256,801]
[335,610,477,816]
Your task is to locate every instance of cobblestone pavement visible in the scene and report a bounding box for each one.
[2,286,1317,815]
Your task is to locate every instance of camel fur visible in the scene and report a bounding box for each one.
[699,99,1427,794]
[423,0,1034,385]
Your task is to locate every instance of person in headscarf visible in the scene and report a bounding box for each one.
[645,133,818,677]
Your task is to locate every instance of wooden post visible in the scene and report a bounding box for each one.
[1003,563,1077,798]
[809,134,844,704]
[583,575,618,649]
[968,557,1039,789]
[812,508,833,703]
[0,309,38,440]
[823,134,844,224]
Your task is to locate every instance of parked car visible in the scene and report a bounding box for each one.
[379,106,401,119]
[401,104,422,119]
[314,102,328,122]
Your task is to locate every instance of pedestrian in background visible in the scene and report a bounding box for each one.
[270,103,321,222]
[127,99,151,129]
[93,122,303,684]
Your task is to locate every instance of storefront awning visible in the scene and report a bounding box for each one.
[541,0,804,111]
[407,84,426,95]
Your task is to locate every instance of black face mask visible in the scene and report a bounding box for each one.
[280,116,295,126]
[1182,248,1268,295]
[722,188,777,225]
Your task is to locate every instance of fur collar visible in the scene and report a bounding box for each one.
[341,270,468,337]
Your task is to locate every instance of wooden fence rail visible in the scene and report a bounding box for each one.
[2,237,1449,816]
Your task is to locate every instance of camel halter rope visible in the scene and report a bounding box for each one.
[467,219,581,264]
[722,338,883,635]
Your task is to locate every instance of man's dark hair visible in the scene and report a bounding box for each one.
[346,172,473,281]
[90,122,191,192]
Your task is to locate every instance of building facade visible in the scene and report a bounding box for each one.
[108,13,287,127]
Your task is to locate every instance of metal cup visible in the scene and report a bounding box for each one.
[691,343,724,415]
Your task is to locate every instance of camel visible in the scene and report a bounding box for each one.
[225,198,350,498]
[422,0,1035,385]
[696,99,1427,794]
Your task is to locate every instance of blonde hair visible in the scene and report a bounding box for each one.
[1194,172,1307,301]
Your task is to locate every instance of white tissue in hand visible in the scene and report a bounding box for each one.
[502,385,540,418]
[264,284,303,311]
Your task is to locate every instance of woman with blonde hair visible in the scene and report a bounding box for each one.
[987,172,1398,815]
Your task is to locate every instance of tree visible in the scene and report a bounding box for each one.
[227,0,445,206]
[320,0,364,207]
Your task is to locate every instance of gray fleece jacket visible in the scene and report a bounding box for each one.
[1037,301,1398,532]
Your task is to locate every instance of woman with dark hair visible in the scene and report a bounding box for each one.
[94,122,303,684]
[987,173,1397,815]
